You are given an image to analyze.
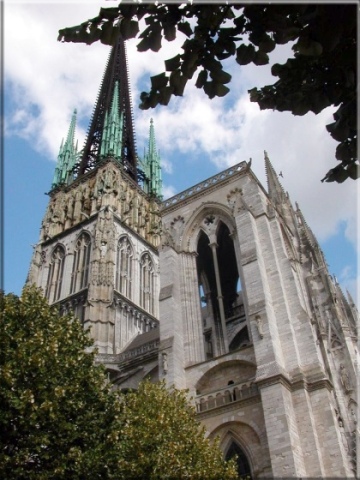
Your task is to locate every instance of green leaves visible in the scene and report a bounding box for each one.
[0,287,120,479]
[117,381,237,479]
[120,18,140,40]
[294,37,323,56]
[0,288,237,479]
[58,3,358,183]
[236,44,255,65]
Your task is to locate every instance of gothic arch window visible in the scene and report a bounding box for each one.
[70,232,91,293]
[196,220,243,355]
[225,441,252,479]
[45,244,66,303]
[139,252,154,314]
[116,236,133,299]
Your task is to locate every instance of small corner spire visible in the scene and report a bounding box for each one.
[264,150,285,203]
[52,109,78,189]
[142,118,162,199]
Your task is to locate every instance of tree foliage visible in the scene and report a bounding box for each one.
[0,287,237,479]
[58,3,358,184]
[0,286,123,479]
[117,381,237,479]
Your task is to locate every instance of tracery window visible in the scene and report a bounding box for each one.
[45,244,66,303]
[70,232,91,293]
[116,236,133,299]
[140,252,154,314]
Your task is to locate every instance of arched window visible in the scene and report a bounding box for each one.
[116,236,133,299]
[196,221,242,356]
[70,232,91,293]
[225,441,252,479]
[140,252,154,314]
[45,245,66,303]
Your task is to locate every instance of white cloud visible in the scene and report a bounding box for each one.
[5,2,358,286]
[162,184,177,200]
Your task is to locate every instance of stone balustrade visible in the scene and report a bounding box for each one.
[196,381,259,412]
[162,161,247,209]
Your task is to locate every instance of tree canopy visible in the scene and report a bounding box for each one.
[116,381,237,479]
[58,3,358,184]
[0,286,237,479]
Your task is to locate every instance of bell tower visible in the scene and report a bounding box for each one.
[27,35,163,355]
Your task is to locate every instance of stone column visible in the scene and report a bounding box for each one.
[209,241,228,354]
[159,246,186,389]
[180,251,205,365]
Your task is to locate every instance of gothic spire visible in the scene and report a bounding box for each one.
[141,118,162,199]
[52,109,78,189]
[264,150,286,204]
[75,35,138,182]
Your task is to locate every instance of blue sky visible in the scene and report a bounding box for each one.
[4,2,358,305]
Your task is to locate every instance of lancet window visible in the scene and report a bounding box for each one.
[225,441,252,478]
[70,232,91,293]
[45,244,66,303]
[139,252,154,314]
[116,236,133,299]
[196,220,244,356]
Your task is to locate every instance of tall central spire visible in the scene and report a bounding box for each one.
[75,35,138,182]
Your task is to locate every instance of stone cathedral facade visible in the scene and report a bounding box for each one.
[27,37,358,478]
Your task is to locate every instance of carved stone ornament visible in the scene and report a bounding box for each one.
[227,188,247,213]
[255,314,264,339]
[339,364,353,393]
[162,352,168,374]
[92,207,116,287]
[161,228,176,249]
[168,215,185,247]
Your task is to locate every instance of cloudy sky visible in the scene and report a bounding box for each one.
[4,2,358,304]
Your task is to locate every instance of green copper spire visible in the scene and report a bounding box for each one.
[141,118,162,199]
[100,81,123,159]
[52,109,78,189]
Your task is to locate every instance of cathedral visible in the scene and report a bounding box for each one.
[27,36,358,478]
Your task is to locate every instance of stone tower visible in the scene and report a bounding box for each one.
[27,37,358,478]
[27,36,162,357]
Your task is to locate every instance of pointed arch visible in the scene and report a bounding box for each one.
[116,235,133,299]
[193,212,245,356]
[45,244,66,303]
[139,251,155,314]
[209,423,263,480]
[70,231,91,293]
[181,202,235,253]
[229,326,250,351]
[224,438,252,478]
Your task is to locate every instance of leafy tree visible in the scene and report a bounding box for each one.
[117,380,237,479]
[0,287,237,479]
[0,286,124,479]
[58,3,358,184]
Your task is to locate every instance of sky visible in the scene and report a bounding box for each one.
[3,1,359,306]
